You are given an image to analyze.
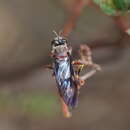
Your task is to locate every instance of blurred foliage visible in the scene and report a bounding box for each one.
[94,0,130,15]
[0,91,60,117]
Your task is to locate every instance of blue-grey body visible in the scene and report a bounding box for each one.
[54,55,78,108]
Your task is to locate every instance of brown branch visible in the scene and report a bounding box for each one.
[62,0,86,36]
[75,44,101,87]
[80,69,96,80]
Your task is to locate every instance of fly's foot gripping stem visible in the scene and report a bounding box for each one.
[74,75,85,89]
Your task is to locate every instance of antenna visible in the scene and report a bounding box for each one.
[53,30,59,37]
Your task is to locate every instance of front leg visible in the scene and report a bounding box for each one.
[44,64,55,77]
[44,64,53,70]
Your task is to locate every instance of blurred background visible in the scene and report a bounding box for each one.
[0,0,130,130]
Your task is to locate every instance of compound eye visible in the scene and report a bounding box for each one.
[59,40,65,45]
[62,39,67,44]
[59,39,67,45]
[51,40,59,46]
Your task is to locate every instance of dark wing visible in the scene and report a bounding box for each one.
[67,52,79,108]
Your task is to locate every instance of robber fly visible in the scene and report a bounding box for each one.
[47,31,101,118]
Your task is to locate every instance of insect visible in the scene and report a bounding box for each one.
[47,31,101,118]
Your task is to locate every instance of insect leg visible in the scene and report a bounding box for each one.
[72,60,85,75]
[44,64,53,70]
[44,64,55,77]
[77,64,85,75]
[60,98,72,118]
[72,60,86,89]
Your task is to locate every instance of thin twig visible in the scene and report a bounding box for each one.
[62,0,86,36]
[80,69,97,80]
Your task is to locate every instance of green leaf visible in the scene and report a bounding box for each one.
[113,0,128,10]
[126,28,130,35]
[93,0,130,16]
[101,3,117,15]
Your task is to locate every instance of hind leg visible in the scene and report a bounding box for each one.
[60,98,72,118]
